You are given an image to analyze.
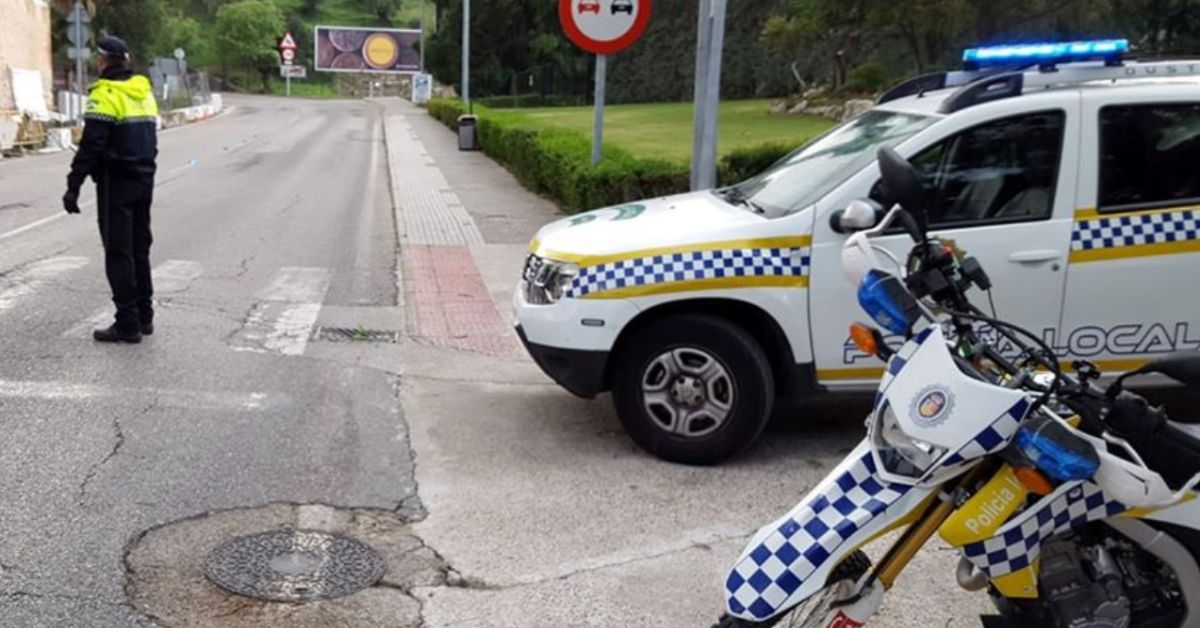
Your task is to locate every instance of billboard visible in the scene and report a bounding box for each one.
[314,26,422,73]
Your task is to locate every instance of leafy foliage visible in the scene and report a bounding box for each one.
[427,99,802,211]
[215,0,287,90]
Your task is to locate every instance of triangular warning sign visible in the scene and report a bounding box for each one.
[280,31,297,50]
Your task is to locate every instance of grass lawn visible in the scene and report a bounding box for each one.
[484,99,835,163]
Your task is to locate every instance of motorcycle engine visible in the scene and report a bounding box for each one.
[1039,540,1131,628]
[1023,534,1186,628]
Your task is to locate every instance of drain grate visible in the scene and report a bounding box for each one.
[205,528,386,602]
[313,326,400,343]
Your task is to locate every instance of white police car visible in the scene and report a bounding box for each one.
[514,40,1200,465]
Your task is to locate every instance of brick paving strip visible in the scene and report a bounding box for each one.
[382,103,519,357]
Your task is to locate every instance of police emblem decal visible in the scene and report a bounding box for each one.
[910,385,954,427]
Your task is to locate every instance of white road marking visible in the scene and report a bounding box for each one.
[261,267,332,303]
[0,256,89,312]
[0,378,284,411]
[154,259,204,293]
[61,259,204,337]
[0,197,100,243]
[232,267,331,356]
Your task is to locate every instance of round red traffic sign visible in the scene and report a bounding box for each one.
[559,0,652,55]
[281,48,296,62]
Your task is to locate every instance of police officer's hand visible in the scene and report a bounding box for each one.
[62,190,80,214]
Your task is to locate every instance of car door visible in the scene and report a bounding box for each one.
[1058,95,1200,372]
[808,98,1081,386]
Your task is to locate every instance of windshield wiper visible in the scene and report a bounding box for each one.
[720,188,767,215]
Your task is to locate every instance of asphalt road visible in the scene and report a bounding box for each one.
[0,95,415,625]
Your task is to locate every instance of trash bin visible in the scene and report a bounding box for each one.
[457,115,478,151]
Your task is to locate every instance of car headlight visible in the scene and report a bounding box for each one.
[871,401,947,478]
[521,254,579,305]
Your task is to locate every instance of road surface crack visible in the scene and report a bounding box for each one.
[77,396,158,504]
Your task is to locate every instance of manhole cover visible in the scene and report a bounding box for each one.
[205,528,386,602]
[313,326,400,343]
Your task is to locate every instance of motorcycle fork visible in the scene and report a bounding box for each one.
[871,463,994,589]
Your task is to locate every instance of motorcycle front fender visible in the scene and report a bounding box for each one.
[725,439,937,622]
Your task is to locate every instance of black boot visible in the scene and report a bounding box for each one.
[93,324,142,344]
[140,321,154,336]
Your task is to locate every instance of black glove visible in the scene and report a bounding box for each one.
[63,190,80,214]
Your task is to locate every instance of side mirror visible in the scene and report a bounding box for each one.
[830,199,884,233]
[876,147,929,241]
[1140,351,1200,388]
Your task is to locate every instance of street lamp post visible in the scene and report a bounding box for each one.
[461,0,470,104]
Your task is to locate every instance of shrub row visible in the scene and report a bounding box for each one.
[426,98,797,213]
[474,94,587,109]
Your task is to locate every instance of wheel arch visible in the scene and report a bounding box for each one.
[607,298,817,401]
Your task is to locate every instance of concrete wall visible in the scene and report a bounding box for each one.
[0,0,54,113]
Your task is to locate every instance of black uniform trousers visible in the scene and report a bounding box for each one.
[96,172,154,331]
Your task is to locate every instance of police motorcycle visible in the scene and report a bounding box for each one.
[718,148,1200,628]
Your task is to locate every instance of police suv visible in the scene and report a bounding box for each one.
[514,40,1200,465]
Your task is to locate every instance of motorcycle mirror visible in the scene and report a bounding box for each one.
[1138,351,1200,388]
[876,147,928,242]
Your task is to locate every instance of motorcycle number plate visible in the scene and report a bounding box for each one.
[827,611,865,628]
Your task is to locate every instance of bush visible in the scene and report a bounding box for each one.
[428,98,468,130]
[430,99,688,212]
[475,94,587,109]
[427,99,803,212]
[842,63,890,95]
[718,142,793,185]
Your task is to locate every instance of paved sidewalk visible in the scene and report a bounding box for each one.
[375,98,990,627]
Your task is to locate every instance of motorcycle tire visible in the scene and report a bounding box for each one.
[712,550,872,627]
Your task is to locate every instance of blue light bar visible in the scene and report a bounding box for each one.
[963,39,1129,67]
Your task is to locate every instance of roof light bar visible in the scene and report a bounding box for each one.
[963,39,1128,68]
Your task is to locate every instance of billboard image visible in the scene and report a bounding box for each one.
[314,26,422,73]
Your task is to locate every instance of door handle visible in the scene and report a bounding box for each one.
[1008,250,1062,264]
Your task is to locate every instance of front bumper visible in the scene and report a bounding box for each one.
[516,325,609,398]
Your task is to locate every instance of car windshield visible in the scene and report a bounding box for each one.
[724,110,936,218]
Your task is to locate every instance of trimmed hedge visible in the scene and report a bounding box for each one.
[718,142,793,186]
[426,98,794,212]
[475,94,587,109]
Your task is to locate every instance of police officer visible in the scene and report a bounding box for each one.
[63,35,159,343]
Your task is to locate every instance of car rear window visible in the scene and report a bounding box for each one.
[1099,103,1200,211]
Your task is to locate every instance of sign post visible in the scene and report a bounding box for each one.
[559,0,653,165]
[278,30,298,96]
[65,2,91,124]
[690,0,726,190]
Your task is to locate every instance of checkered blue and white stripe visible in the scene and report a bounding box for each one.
[938,398,1031,469]
[872,325,936,408]
[1072,209,1200,252]
[962,481,1127,578]
[564,246,810,299]
[725,453,910,620]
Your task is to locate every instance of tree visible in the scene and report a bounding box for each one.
[214,0,284,92]
[92,0,169,64]
[361,0,403,25]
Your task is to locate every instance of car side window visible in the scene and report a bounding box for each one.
[1099,103,1200,211]
[871,111,1065,228]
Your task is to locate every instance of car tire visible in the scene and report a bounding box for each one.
[612,313,774,465]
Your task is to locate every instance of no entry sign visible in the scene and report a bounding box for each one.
[559,0,652,55]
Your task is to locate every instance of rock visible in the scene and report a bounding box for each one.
[769,99,788,115]
[808,104,843,120]
[787,100,809,115]
[802,87,827,101]
[841,98,876,121]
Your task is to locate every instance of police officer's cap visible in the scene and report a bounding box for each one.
[97,35,130,60]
